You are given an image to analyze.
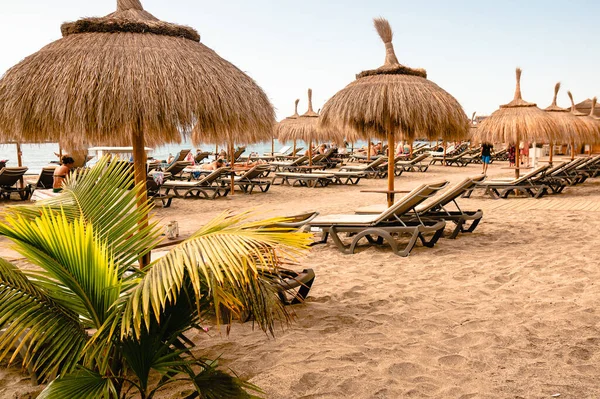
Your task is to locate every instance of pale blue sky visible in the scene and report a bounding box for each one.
[0,0,598,120]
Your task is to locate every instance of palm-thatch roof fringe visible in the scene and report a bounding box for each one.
[0,30,274,146]
[542,83,594,144]
[320,74,469,141]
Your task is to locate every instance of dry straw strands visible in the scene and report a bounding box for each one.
[276,89,345,144]
[544,83,596,144]
[473,68,559,145]
[567,91,600,143]
[319,18,469,143]
[0,0,275,148]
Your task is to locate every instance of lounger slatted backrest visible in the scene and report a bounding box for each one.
[374,180,448,224]
[194,152,210,163]
[417,175,485,213]
[365,156,388,169]
[545,161,569,176]
[174,149,191,162]
[36,167,57,189]
[274,146,291,155]
[0,167,29,187]
[289,155,309,166]
[238,164,270,180]
[165,161,193,176]
[198,167,230,185]
[511,164,551,184]
[405,153,429,164]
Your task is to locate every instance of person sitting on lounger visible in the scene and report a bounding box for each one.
[53,156,75,193]
[201,158,225,171]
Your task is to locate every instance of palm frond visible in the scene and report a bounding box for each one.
[121,211,312,339]
[0,258,88,382]
[36,368,117,399]
[1,156,162,272]
[0,210,120,328]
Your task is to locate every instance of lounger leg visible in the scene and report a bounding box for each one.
[349,228,402,255]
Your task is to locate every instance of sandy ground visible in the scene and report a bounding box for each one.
[1,157,600,398]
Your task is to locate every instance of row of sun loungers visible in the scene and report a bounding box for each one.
[307,176,485,256]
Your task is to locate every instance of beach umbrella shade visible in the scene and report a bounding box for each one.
[472,68,559,178]
[566,91,600,160]
[277,88,345,167]
[543,83,596,164]
[0,0,274,214]
[320,18,469,206]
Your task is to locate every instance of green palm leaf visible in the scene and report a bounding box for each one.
[1,157,162,272]
[121,211,312,339]
[36,369,117,399]
[0,258,88,381]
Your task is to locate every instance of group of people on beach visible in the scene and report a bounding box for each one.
[507,142,530,167]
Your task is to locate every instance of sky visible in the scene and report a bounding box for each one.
[0,0,598,121]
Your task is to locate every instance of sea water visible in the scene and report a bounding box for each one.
[0,139,377,174]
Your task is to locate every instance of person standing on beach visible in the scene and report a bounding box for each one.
[53,156,75,192]
[508,144,516,167]
[481,142,493,174]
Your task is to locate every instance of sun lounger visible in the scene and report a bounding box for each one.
[194,151,210,164]
[429,150,470,166]
[161,167,231,198]
[164,161,194,179]
[462,165,551,199]
[356,176,485,239]
[33,166,57,189]
[266,145,291,157]
[230,164,272,193]
[313,170,365,185]
[270,155,309,172]
[307,181,448,256]
[395,153,430,173]
[0,167,32,200]
[146,175,174,207]
[274,172,334,188]
[339,157,388,178]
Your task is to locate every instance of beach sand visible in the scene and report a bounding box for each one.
[1,158,599,398]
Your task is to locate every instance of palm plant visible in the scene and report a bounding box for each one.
[0,157,311,398]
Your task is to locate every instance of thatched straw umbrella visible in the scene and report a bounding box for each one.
[320,18,468,206]
[275,99,301,155]
[0,0,274,208]
[277,89,344,167]
[543,83,595,164]
[473,68,558,178]
[566,91,600,160]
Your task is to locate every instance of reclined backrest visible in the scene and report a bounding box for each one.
[165,161,193,175]
[36,167,57,189]
[366,156,387,169]
[239,164,270,180]
[198,167,230,184]
[174,149,191,162]
[290,155,309,165]
[410,153,429,163]
[515,164,551,184]
[417,175,485,213]
[0,167,29,187]
[375,180,448,224]
[546,161,568,176]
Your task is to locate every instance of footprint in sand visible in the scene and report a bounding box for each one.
[387,362,425,377]
[438,354,468,367]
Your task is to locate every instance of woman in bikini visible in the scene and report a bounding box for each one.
[53,156,75,192]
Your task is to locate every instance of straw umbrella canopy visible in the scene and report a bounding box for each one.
[320,18,468,206]
[277,89,345,166]
[0,0,275,205]
[543,83,596,164]
[566,91,600,159]
[473,68,559,178]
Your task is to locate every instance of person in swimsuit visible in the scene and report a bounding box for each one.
[53,156,75,192]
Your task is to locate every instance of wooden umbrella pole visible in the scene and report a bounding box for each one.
[132,129,149,268]
[515,138,520,179]
[367,141,371,162]
[58,145,63,159]
[16,142,23,188]
[409,141,413,158]
[548,142,553,165]
[293,140,297,156]
[271,137,274,156]
[570,139,575,161]
[308,137,313,167]
[215,144,218,158]
[387,132,395,207]
[229,142,235,195]
[443,141,447,163]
